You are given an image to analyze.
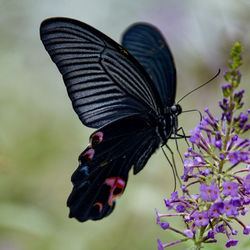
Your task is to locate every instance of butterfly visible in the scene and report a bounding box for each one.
[40,17,182,222]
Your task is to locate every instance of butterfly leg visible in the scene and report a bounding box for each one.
[161,144,182,191]
[176,127,190,147]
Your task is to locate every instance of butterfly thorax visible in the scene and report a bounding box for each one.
[156,104,182,144]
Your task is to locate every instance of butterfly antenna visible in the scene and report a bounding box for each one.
[177,69,221,104]
[182,109,203,123]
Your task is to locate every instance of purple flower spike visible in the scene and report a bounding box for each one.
[222,181,239,197]
[225,239,238,248]
[155,43,249,250]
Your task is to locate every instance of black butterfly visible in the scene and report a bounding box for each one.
[40,17,182,222]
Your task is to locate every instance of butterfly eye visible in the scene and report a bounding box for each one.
[90,131,104,147]
[171,104,182,115]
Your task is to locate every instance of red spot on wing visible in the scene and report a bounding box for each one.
[104,177,126,205]
[94,202,103,213]
[90,131,104,147]
[83,148,95,159]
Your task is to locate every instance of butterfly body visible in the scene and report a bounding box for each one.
[40,17,181,222]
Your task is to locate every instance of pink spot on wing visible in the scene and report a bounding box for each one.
[83,148,95,159]
[104,177,126,205]
[90,131,104,146]
[94,202,103,213]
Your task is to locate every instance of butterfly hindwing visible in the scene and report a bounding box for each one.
[67,115,160,221]
[122,23,176,107]
[40,18,163,128]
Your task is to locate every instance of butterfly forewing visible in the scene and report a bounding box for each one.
[122,23,176,107]
[40,18,162,128]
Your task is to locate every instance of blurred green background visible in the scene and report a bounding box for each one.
[0,0,250,249]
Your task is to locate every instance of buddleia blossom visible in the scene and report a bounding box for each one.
[156,42,250,249]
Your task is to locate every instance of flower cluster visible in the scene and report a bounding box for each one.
[156,42,250,249]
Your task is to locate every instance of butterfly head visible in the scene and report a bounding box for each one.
[164,104,182,117]
[170,104,182,117]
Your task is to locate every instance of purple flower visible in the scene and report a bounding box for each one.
[160,222,170,230]
[222,181,239,197]
[223,200,239,217]
[231,197,242,207]
[243,174,250,193]
[184,214,191,222]
[215,224,226,233]
[228,152,240,164]
[232,230,238,235]
[189,126,201,145]
[171,191,178,200]
[200,183,219,201]
[184,229,194,238]
[222,84,232,97]
[183,158,196,168]
[207,230,215,239]
[241,207,248,215]
[239,152,248,162]
[155,208,161,224]
[208,202,224,218]
[214,139,222,149]
[243,225,250,235]
[234,89,244,104]
[225,239,238,248]
[157,238,164,250]
[239,112,248,128]
[220,153,225,160]
[219,98,229,111]
[176,205,186,213]
[181,184,188,193]
[243,197,250,205]
[164,199,173,210]
[243,123,250,132]
[190,134,200,145]
[193,211,209,227]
